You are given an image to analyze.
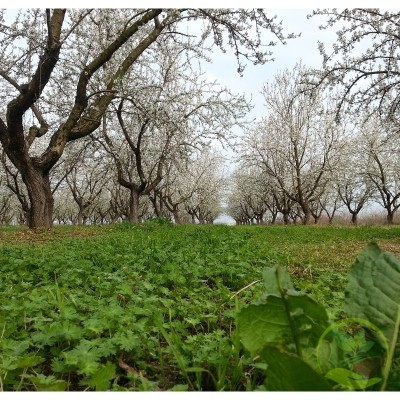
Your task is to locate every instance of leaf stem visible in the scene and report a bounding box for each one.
[275,268,302,358]
[380,304,400,391]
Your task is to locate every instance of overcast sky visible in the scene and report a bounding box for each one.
[203,9,338,122]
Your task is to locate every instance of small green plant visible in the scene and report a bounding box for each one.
[145,217,173,226]
[114,220,137,230]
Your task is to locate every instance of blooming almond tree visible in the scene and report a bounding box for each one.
[241,65,344,224]
[307,9,400,124]
[100,41,249,222]
[360,116,400,224]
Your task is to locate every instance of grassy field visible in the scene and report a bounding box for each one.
[1,222,400,391]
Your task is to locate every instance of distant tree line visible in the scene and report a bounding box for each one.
[228,7,400,226]
[0,138,226,225]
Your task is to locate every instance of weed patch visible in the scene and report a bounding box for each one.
[1,224,400,390]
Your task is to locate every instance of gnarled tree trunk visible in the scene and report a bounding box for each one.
[386,211,395,225]
[22,167,54,229]
[128,189,140,223]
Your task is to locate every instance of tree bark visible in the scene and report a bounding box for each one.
[128,189,140,223]
[172,206,181,224]
[150,193,161,217]
[386,211,394,225]
[77,210,83,226]
[282,211,289,225]
[22,168,54,229]
[302,207,312,225]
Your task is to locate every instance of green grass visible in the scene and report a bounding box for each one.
[1,223,400,391]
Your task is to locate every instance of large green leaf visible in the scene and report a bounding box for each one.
[288,294,330,350]
[80,361,116,391]
[238,267,329,355]
[345,243,400,389]
[345,243,400,342]
[325,368,381,390]
[237,299,292,354]
[262,267,296,296]
[261,346,332,391]
[0,355,45,371]
[26,374,68,391]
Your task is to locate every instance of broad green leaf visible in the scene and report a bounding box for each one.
[261,346,332,391]
[0,355,45,371]
[80,361,116,391]
[262,267,295,296]
[26,374,68,391]
[315,339,340,373]
[345,243,400,389]
[345,243,400,343]
[238,267,329,355]
[288,294,329,349]
[238,298,292,354]
[325,368,381,390]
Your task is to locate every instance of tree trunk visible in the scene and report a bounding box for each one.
[386,211,394,225]
[163,199,182,224]
[128,189,140,223]
[302,209,311,225]
[313,212,322,224]
[351,212,358,225]
[173,208,181,224]
[23,169,54,229]
[282,211,289,225]
[149,193,161,217]
[255,214,263,224]
[77,208,84,225]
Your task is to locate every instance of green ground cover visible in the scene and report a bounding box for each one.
[1,223,400,391]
